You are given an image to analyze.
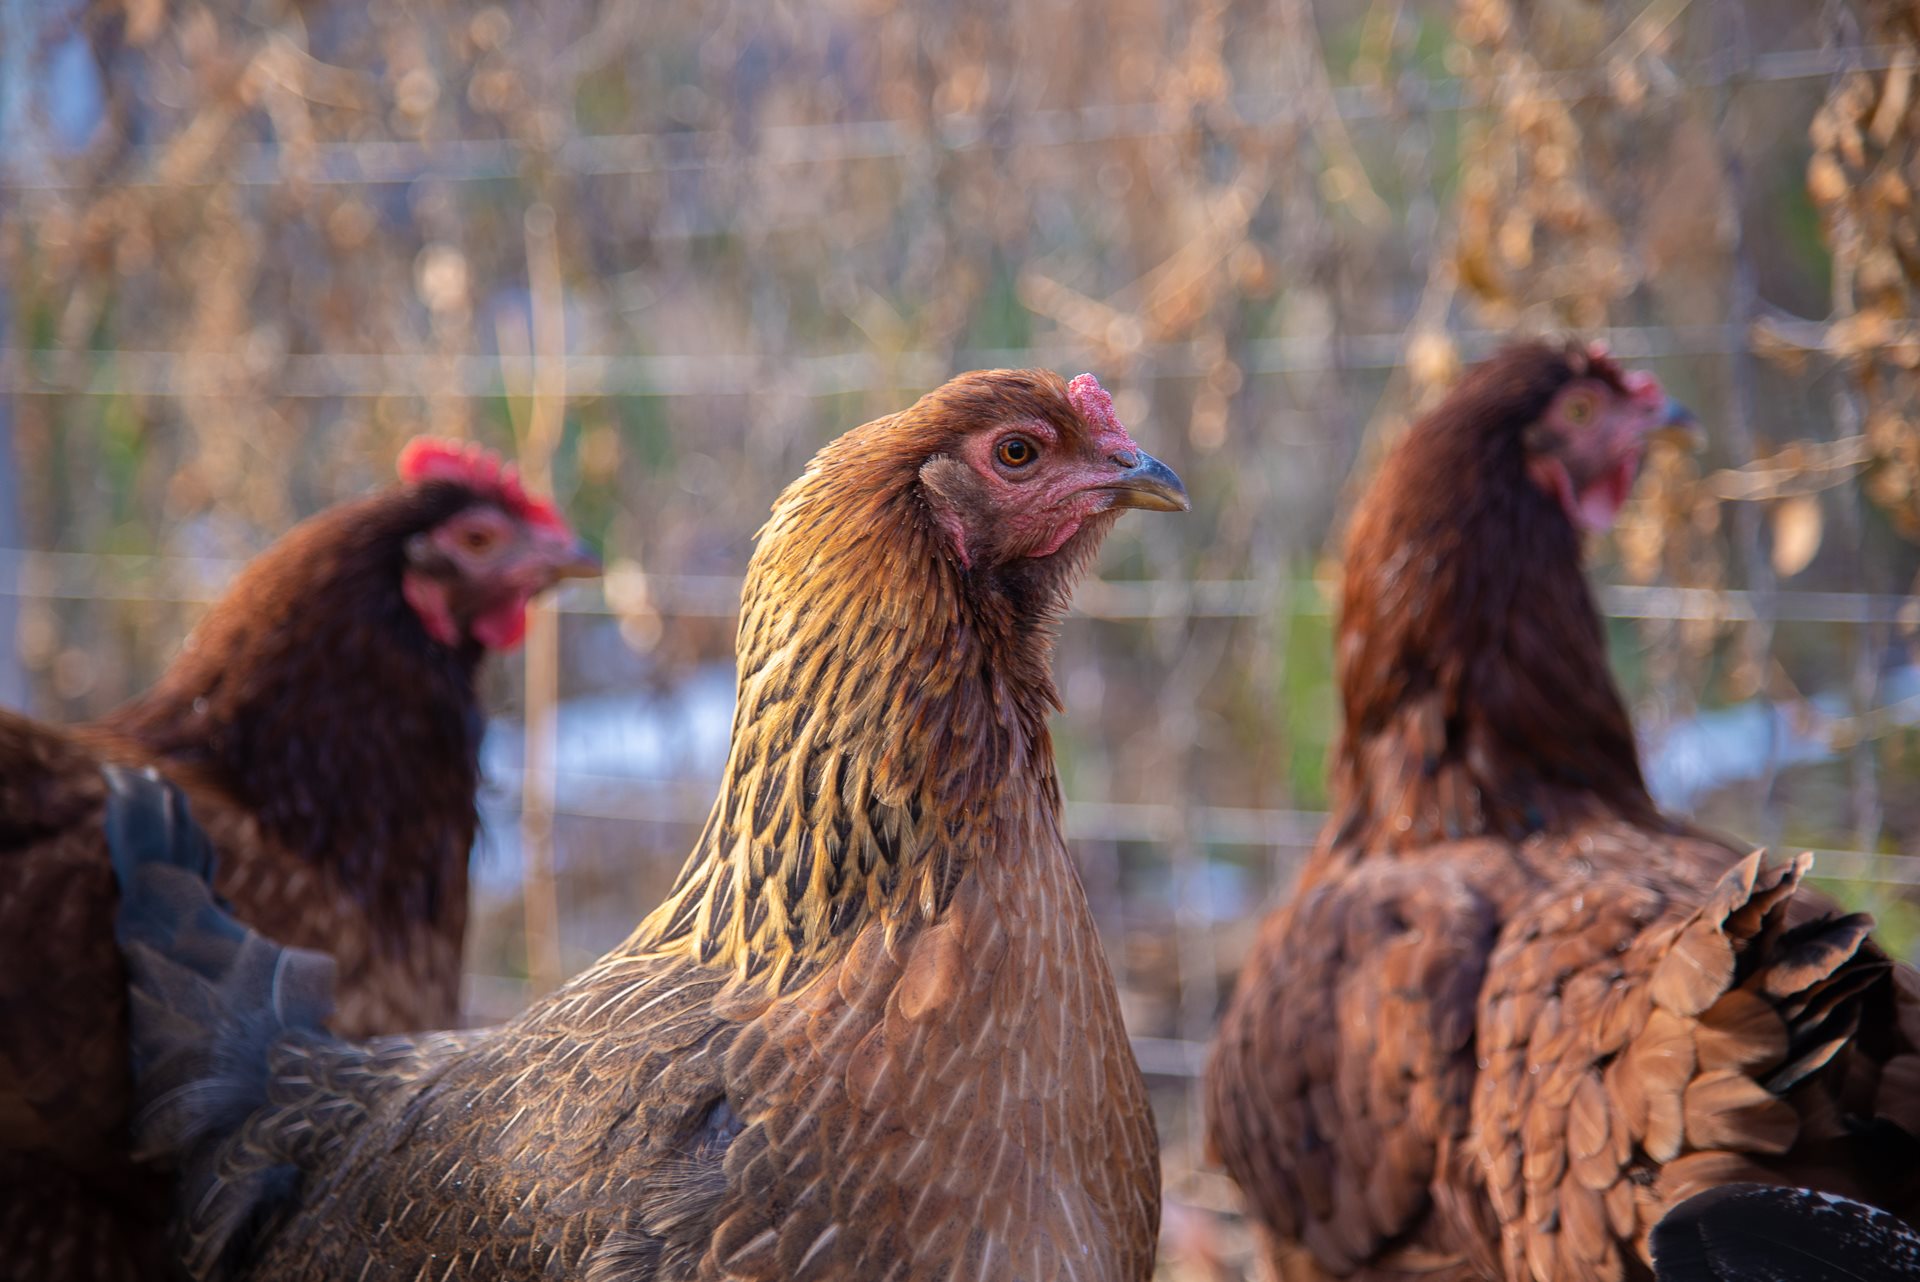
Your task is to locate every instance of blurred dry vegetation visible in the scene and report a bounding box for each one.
[9,0,1920,1274]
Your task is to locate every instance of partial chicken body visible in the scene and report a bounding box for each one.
[1653,1184,1920,1282]
[1207,343,1920,1282]
[112,370,1181,1280]
[0,439,596,1281]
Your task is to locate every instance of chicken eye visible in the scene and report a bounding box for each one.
[995,437,1039,469]
[1564,394,1595,427]
[460,527,498,553]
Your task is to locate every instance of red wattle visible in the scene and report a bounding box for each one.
[471,597,532,651]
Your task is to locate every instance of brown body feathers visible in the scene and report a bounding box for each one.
[1207,342,1920,1282]
[111,370,1177,1281]
[1,457,592,1282]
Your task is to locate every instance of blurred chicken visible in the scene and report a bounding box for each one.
[1207,341,1920,1282]
[0,438,597,1281]
[112,369,1180,1280]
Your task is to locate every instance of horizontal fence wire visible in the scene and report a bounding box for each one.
[0,44,1899,194]
[0,320,1862,398]
[3,549,1912,624]
[471,777,1920,889]
[12,541,1917,951]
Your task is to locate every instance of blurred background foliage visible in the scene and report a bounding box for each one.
[8,0,1920,1274]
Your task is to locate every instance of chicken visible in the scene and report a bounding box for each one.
[110,368,1182,1281]
[0,437,597,1281]
[1651,1184,1920,1282]
[1206,341,1920,1282]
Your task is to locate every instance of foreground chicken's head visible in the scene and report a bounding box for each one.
[905,369,1188,576]
[393,437,601,651]
[1516,343,1696,534]
[758,368,1187,642]
[641,370,1188,985]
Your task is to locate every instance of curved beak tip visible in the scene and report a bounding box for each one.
[1651,398,1705,452]
[1108,451,1191,514]
[553,539,604,581]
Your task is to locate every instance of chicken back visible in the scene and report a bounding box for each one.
[1206,342,1920,1282]
[113,369,1182,1281]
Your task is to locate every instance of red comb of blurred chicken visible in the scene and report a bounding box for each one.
[396,437,570,532]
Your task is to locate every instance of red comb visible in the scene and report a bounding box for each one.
[396,437,570,533]
[1582,343,1628,388]
[1067,373,1140,457]
[1580,343,1662,405]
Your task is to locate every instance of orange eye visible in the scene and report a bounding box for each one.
[461,527,497,552]
[995,436,1038,469]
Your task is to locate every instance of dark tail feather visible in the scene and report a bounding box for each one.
[104,765,335,1165]
[1653,1183,1920,1282]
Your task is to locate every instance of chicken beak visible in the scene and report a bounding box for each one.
[537,533,604,583]
[556,538,604,581]
[1647,398,1705,452]
[1103,450,1191,513]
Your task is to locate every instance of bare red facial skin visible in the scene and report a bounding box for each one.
[941,419,1130,564]
[1528,357,1672,534]
[402,568,534,652]
[919,372,1179,572]
[396,437,594,651]
[470,598,532,650]
[406,512,590,652]
[945,374,1152,565]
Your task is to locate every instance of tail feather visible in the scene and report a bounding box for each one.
[1759,925,1883,1097]
[1652,1183,1920,1282]
[1642,852,1920,1248]
[1708,859,1885,1101]
[104,766,338,1276]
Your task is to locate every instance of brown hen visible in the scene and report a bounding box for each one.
[1206,341,1920,1282]
[0,438,597,1281]
[112,369,1181,1281]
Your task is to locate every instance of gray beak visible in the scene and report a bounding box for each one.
[1104,450,1191,513]
[1649,397,1705,452]
[531,531,603,583]
[551,537,604,581]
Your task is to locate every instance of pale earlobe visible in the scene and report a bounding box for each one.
[402,571,460,646]
[918,455,977,569]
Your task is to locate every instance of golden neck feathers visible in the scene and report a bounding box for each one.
[630,415,1065,991]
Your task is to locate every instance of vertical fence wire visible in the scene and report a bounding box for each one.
[509,201,569,996]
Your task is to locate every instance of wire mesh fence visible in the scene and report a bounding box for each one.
[8,0,1920,1275]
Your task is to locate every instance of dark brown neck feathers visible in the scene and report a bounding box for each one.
[98,486,486,922]
[631,417,1072,993]
[1325,356,1660,863]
